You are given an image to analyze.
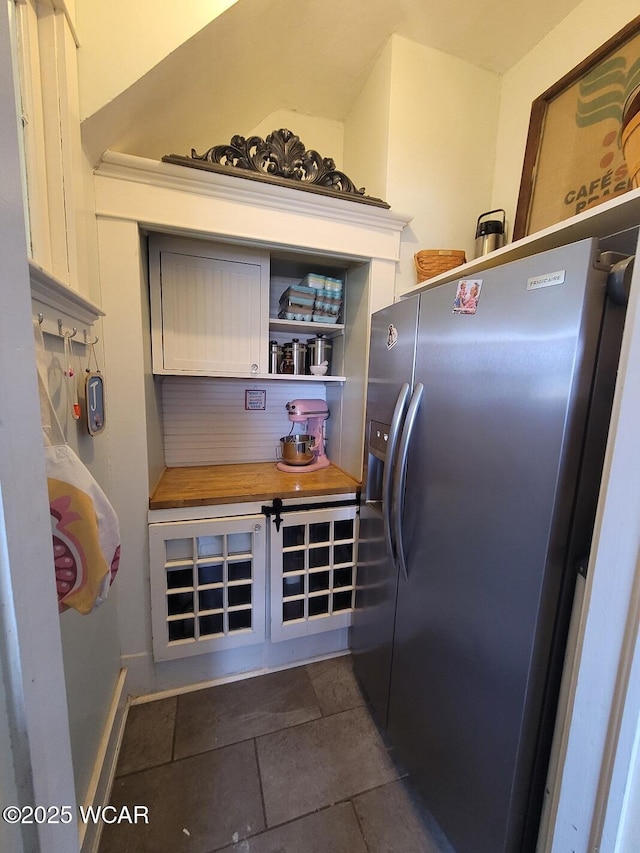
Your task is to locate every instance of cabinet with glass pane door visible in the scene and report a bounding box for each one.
[269,504,359,642]
[149,514,266,661]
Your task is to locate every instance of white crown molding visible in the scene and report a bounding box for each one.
[95,151,412,235]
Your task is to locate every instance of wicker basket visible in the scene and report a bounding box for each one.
[414,249,466,282]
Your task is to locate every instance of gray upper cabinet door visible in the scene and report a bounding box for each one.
[149,236,270,376]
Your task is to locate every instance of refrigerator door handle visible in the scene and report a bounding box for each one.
[392,382,424,581]
[382,383,411,564]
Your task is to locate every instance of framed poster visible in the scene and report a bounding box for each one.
[514,16,640,239]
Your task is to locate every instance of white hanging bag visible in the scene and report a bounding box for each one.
[35,322,120,614]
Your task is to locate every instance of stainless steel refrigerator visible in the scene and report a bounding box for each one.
[352,238,631,853]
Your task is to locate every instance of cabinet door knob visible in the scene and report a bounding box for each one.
[254,524,262,532]
[250,363,259,373]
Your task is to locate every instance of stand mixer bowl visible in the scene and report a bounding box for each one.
[279,434,315,465]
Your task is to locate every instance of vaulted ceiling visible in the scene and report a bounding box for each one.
[80,0,586,166]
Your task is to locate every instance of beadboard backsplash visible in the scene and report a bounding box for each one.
[161,377,327,467]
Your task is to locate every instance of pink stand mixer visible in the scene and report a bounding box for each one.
[277,399,330,473]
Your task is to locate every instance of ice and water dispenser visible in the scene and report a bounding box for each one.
[365,420,391,508]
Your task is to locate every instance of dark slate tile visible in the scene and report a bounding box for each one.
[98,740,264,853]
[353,779,454,853]
[256,705,399,826]
[174,667,321,759]
[306,654,364,716]
[217,801,368,853]
[116,696,177,776]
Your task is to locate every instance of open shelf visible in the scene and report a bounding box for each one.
[268,318,345,336]
[260,372,345,382]
[402,187,640,295]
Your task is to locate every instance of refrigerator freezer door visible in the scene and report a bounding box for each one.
[352,296,419,727]
[363,295,420,426]
[387,239,609,853]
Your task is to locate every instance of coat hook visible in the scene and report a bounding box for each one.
[83,330,99,346]
[58,319,77,339]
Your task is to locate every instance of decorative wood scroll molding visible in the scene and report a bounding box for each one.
[163,128,389,209]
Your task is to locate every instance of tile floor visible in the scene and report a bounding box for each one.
[99,655,453,853]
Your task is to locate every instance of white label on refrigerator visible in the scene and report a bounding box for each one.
[526,270,566,290]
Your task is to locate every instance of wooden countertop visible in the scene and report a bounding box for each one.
[149,462,361,510]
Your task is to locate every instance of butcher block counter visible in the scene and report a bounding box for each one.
[149,462,361,510]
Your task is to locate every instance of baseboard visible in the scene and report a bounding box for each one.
[132,647,351,705]
[123,628,350,701]
[79,668,129,853]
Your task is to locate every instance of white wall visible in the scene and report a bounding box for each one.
[44,3,124,818]
[13,0,124,825]
[76,0,238,119]
[97,220,154,688]
[35,331,122,808]
[251,111,345,171]
[160,377,327,467]
[346,35,501,297]
[344,40,393,204]
[494,0,640,242]
[0,2,78,849]
[602,613,640,853]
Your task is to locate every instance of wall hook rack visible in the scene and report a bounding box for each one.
[58,319,77,339]
[35,311,95,343]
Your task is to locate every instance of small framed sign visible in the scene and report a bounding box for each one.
[245,389,267,410]
[85,372,106,435]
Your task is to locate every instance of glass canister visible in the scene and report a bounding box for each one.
[306,334,332,373]
[279,352,294,374]
[282,339,306,374]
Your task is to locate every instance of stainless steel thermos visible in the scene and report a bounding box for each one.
[474,209,506,258]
